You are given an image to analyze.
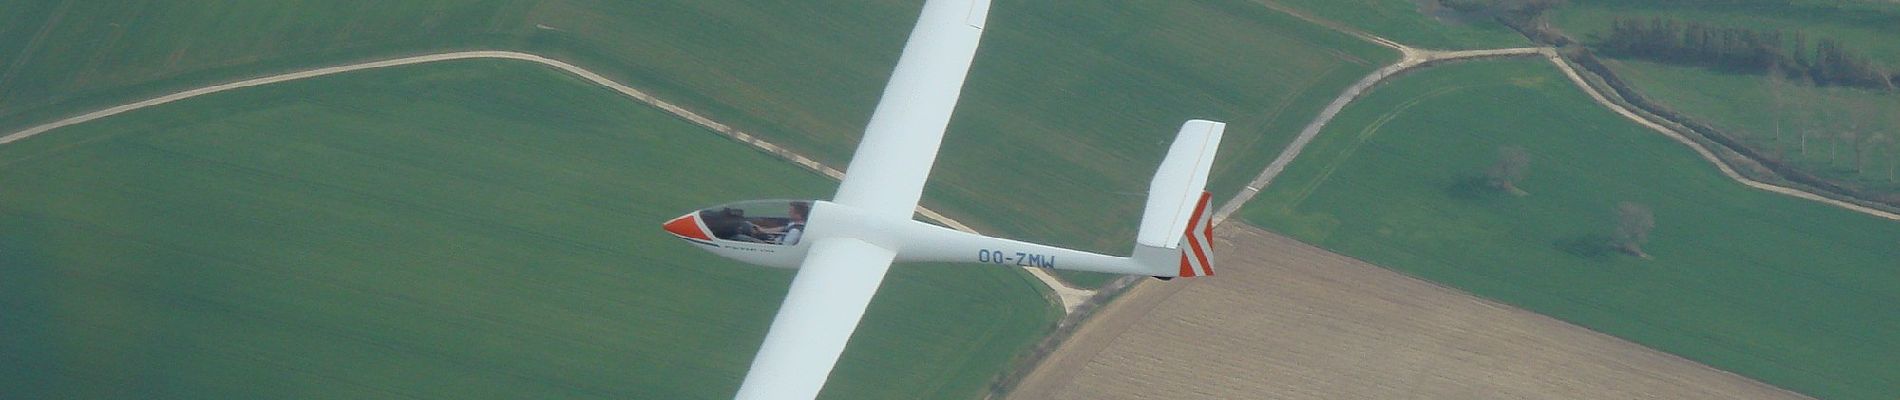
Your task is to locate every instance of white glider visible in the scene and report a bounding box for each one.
[661,0,1223,398]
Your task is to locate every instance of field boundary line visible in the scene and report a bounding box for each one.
[1011,7,1888,397]
[0,50,1095,312]
[1215,4,1900,223]
[1539,52,1900,222]
[1212,47,1546,222]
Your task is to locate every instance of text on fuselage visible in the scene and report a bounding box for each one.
[976,249,1055,268]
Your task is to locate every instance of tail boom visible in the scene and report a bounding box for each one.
[887,119,1223,278]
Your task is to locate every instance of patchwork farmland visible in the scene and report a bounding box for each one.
[1243,59,1900,399]
[0,60,1056,399]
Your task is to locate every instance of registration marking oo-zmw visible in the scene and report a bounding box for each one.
[976,249,1055,268]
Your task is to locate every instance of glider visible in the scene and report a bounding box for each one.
[661,0,1223,398]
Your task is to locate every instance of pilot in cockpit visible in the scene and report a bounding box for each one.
[750,201,809,245]
[702,201,808,245]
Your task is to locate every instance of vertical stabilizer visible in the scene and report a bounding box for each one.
[1131,190,1216,278]
[1136,120,1224,248]
[1131,120,1223,277]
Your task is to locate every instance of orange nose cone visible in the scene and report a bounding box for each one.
[663,214,713,241]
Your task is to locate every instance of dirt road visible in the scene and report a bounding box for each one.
[0,50,1096,311]
[1216,1,1900,223]
[1006,224,1809,400]
[1536,52,1900,221]
[1010,6,1853,396]
[1212,46,1545,222]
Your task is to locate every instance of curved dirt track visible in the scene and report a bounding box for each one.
[1013,4,1878,399]
[1212,46,1546,222]
[1536,53,1900,221]
[0,50,1096,311]
[1216,45,1899,223]
[1220,1,1898,223]
[5,16,1889,399]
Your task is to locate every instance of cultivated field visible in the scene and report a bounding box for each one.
[0,0,533,133]
[517,0,1399,287]
[1,0,1393,289]
[1599,59,1900,198]
[1240,59,1900,400]
[1007,224,1807,400]
[0,60,1057,399]
[1547,0,1900,201]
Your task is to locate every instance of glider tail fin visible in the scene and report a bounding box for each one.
[1132,120,1224,278]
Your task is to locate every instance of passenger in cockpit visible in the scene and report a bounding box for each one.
[702,201,809,245]
[701,207,750,240]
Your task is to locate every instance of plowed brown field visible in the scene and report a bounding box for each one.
[1006,224,1806,400]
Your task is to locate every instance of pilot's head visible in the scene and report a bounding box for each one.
[789,201,811,221]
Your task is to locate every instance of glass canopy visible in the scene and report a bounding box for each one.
[695,199,812,245]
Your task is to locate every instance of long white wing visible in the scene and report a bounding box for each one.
[831,0,991,219]
[732,238,896,399]
[733,0,992,399]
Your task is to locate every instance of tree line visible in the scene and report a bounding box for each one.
[1441,0,1566,18]
[1595,17,1895,90]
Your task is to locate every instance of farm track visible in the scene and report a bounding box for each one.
[1537,53,1900,222]
[1213,45,1547,222]
[1007,2,1882,398]
[1230,0,1899,223]
[5,9,1892,396]
[0,50,1095,312]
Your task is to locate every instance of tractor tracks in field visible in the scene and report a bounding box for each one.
[0,50,1098,313]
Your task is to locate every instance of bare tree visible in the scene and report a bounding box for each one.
[1890,133,1900,183]
[1819,96,1849,165]
[1854,132,1876,175]
[1885,109,1900,183]
[1851,101,1882,175]
[1612,201,1656,258]
[1870,132,1895,181]
[1797,87,1820,156]
[1487,145,1532,195]
[1840,128,1860,170]
[1766,66,1792,149]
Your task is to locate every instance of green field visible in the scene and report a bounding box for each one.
[1240,59,1900,400]
[1553,0,1900,64]
[1601,59,1900,197]
[0,0,535,134]
[934,0,1393,286]
[1547,0,1900,201]
[1264,0,1530,49]
[0,60,1058,399]
[2,0,1394,288]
